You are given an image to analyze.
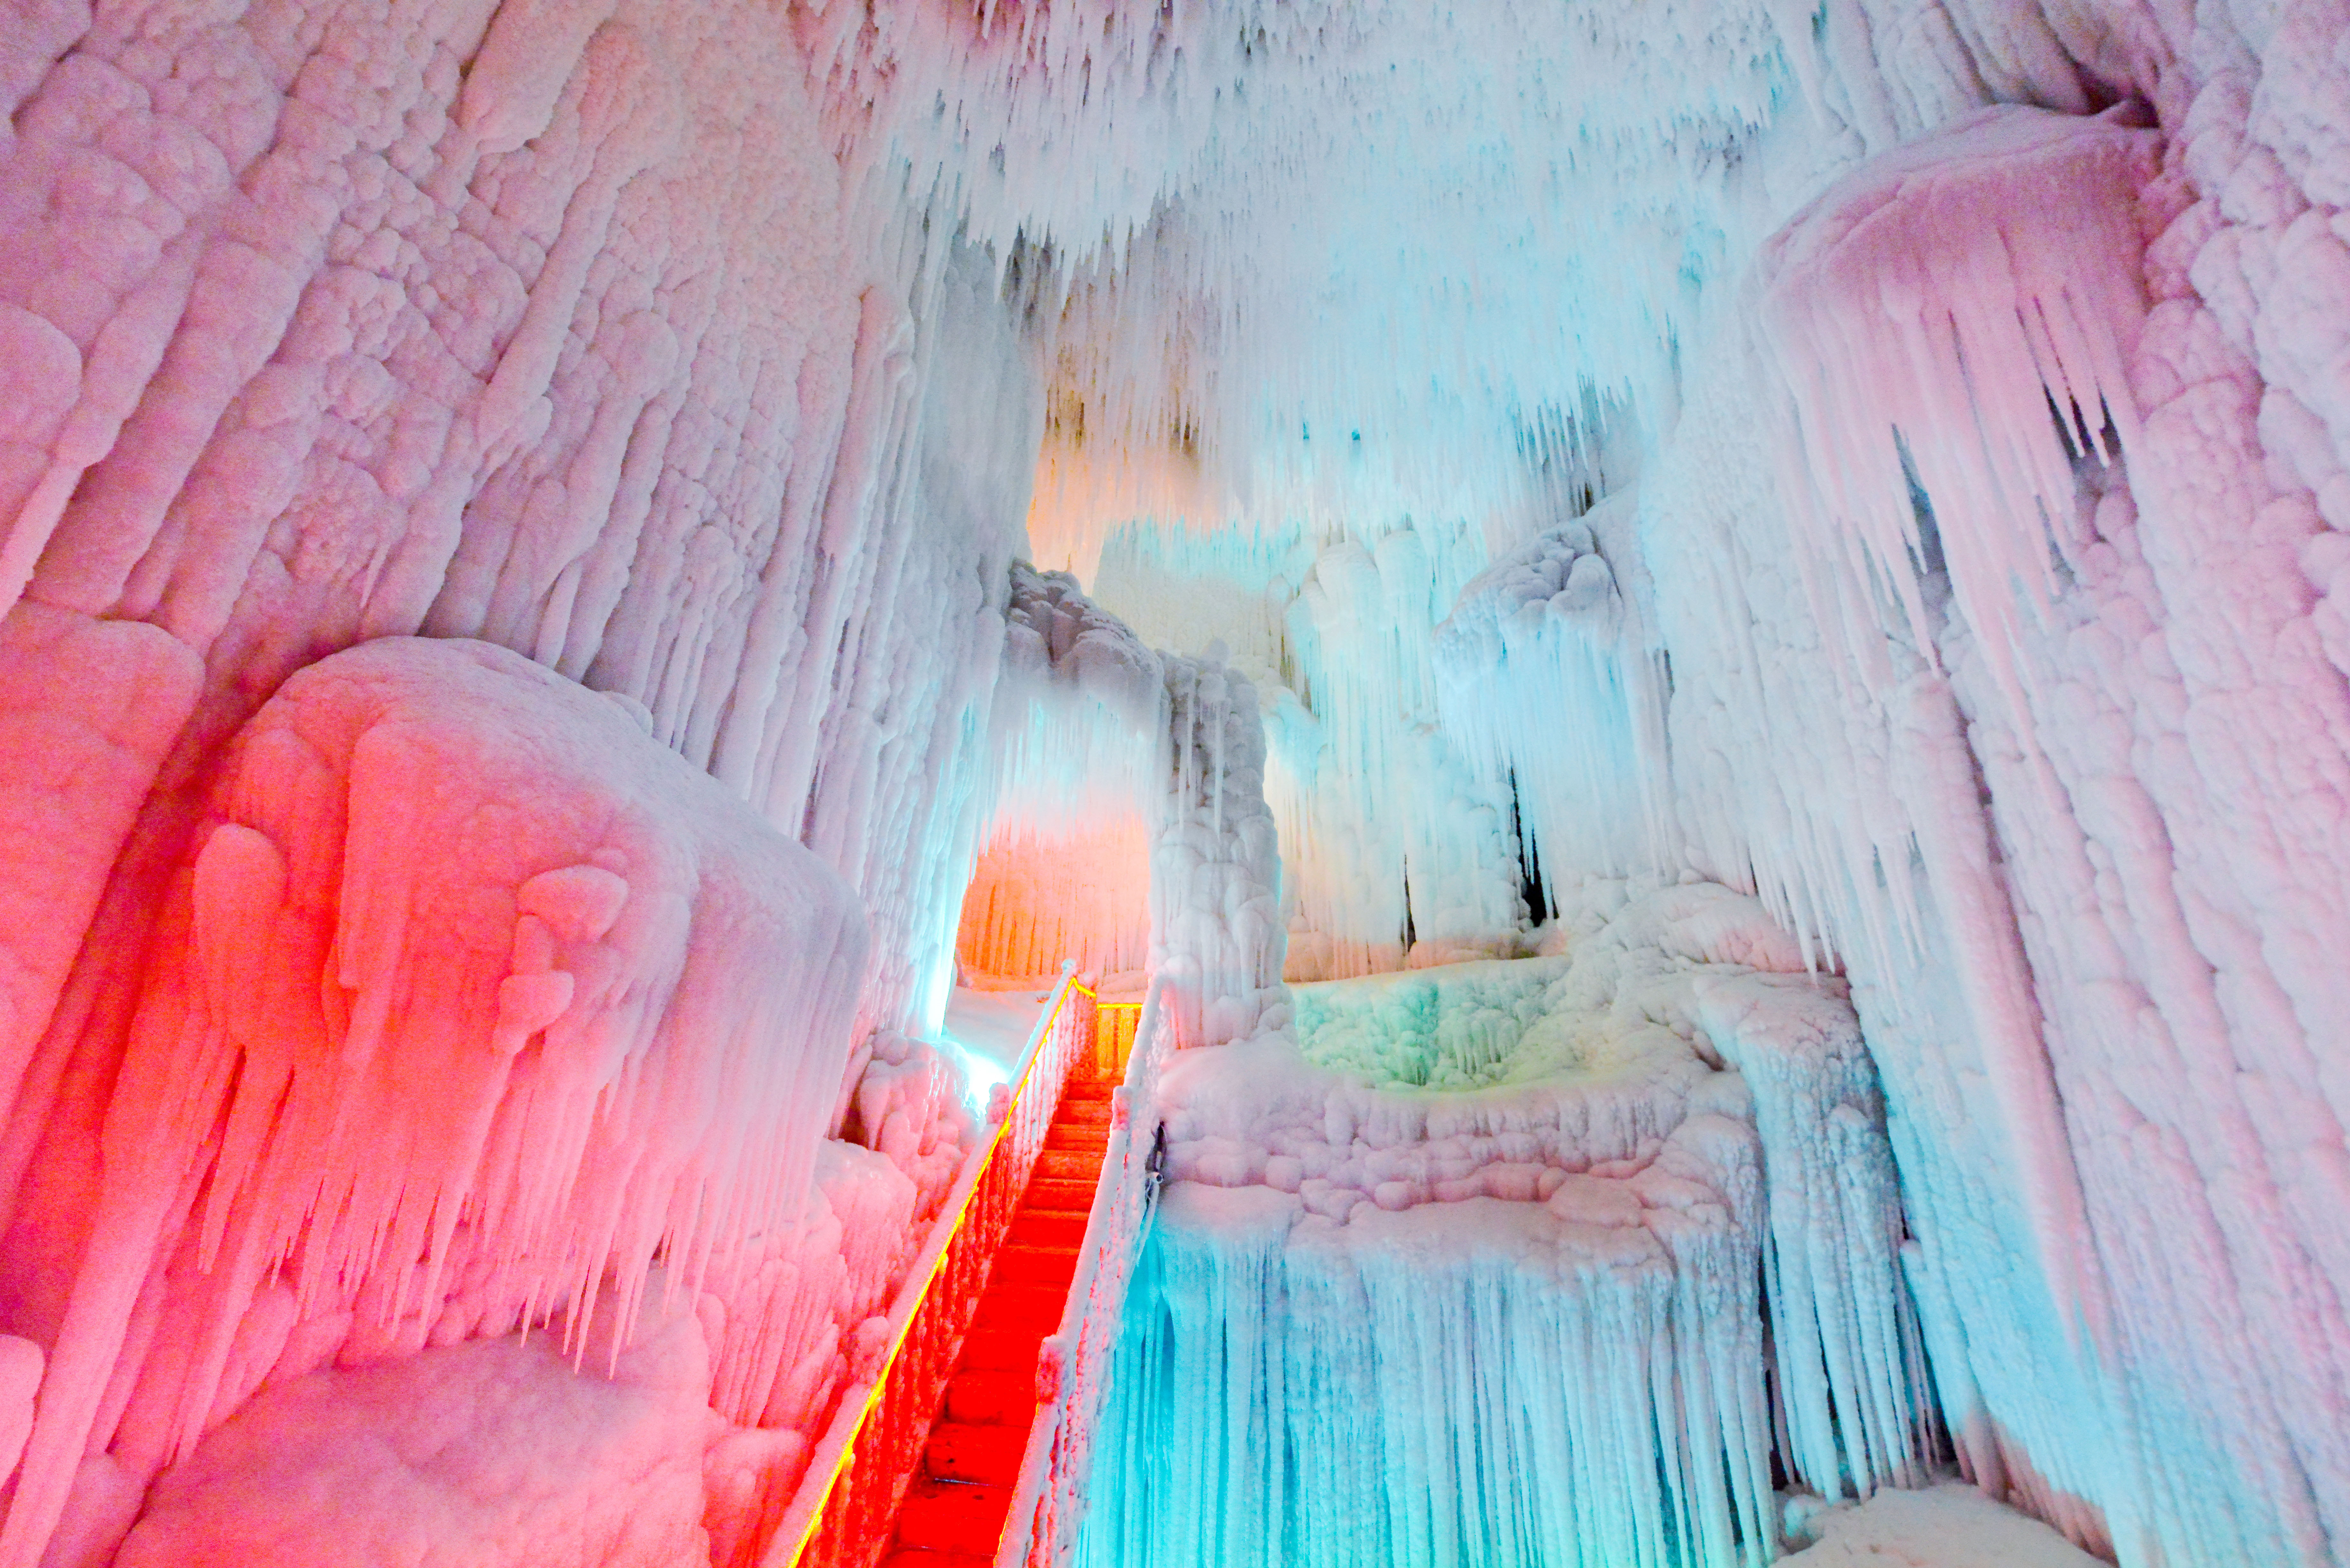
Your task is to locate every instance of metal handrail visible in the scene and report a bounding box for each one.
[767,964,1090,1567]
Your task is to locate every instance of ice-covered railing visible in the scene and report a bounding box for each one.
[771,969,1096,1568]
[995,975,1171,1568]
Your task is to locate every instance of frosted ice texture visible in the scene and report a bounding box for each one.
[986,563,1289,1049]
[1778,1482,2111,1566]
[0,0,2345,1556]
[0,6,1044,1557]
[1043,23,2350,1563]
[1642,87,2350,1565]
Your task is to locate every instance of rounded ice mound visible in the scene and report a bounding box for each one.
[1161,878,1811,1201]
[1141,876,1933,1527]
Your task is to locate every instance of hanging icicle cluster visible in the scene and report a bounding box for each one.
[1,641,872,1562]
[1755,102,2162,732]
[1434,488,1677,893]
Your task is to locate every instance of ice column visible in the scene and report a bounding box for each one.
[982,565,1290,1047]
[1153,653,1291,1049]
[1697,973,1935,1500]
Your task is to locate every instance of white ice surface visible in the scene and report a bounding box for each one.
[942,985,1053,1077]
[1780,1482,2110,1567]
[1084,880,1930,1566]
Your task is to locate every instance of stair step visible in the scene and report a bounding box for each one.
[1033,1149,1103,1182]
[1010,1211,1086,1249]
[928,1420,1032,1486]
[993,1243,1080,1284]
[1023,1179,1098,1212]
[947,1368,1037,1424]
[895,1476,1014,1552]
[974,1284,1068,1334]
[958,1327,1045,1372]
[867,1067,1119,1561]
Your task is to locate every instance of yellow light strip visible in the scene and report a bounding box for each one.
[781,977,1078,1565]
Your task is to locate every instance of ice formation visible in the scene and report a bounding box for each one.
[1082,885,1930,1566]
[1433,487,1674,891]
[1777,1482,2112,1567]
[981,563,1287,1048]
[0,637,878,1562]
[0,0,2347,1559]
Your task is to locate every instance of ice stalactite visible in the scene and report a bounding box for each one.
[1755,102,2163,742]
[0,639,869,1564]
[1084,883,1929,1565]
[988,0,1792,553]
[956,817,1154,985]
[1434,486,1677,892]
[1088,518,1528,984]
[1281,528,1528,978]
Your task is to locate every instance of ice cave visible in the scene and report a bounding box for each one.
[0,0,2345,1565]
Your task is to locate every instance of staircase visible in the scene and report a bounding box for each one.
[879,1069,1117,1567]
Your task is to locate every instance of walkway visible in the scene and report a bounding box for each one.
[877,1068,1117,1566]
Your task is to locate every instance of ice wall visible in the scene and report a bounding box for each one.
[0,3,1054,1562]
[956,816,1153,985]
[1645,84,2350,1562]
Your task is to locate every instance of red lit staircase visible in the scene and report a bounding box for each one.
[879,1070,1117,1567]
